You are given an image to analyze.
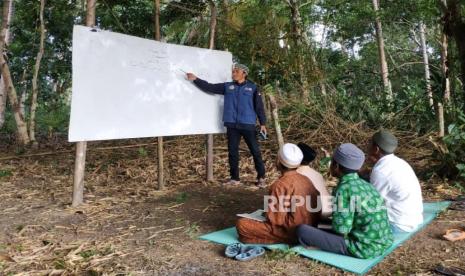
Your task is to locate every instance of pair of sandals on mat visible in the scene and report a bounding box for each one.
[225,243,265,261]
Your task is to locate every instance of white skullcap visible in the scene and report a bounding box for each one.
[278,143,303,169]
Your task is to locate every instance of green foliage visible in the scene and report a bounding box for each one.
[36,103,70,134]
[138,147,148,157]
[79,249,97,260]
[53,259,66,269]
[441,112,465,182]
[175,192,189,203]
[185,222,200,238]
[265,249,298,261]
[0,101,70,135]
[2,0,465,176]
[319,157,331,174]
[0,170,13,178]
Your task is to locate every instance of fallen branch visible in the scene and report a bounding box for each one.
[146,226,184,240]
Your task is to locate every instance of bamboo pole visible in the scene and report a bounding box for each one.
[267,93,284,148]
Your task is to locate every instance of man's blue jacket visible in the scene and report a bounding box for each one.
[193,78,267,130]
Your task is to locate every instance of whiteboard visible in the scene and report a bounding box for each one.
[68,25,231,142]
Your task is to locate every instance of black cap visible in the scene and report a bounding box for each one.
[297,142,317,163]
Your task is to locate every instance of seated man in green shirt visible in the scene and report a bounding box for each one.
[296,143,393,259]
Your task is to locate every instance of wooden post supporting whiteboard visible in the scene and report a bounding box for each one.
[72,141,87,207]
[157,137,164,189]
[72,0,96,207]
[206,0,217,182]
[154,0,165,189]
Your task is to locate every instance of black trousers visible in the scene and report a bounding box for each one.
[226,127,265,181]
[296,225,350,256]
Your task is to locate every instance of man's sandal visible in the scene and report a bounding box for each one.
[434,264,465,276]
[235,246,265,261]
[225,243,242,258]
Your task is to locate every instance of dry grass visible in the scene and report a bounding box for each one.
[0,99,463,275]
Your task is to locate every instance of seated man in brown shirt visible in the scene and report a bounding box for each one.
[236,143,321,244]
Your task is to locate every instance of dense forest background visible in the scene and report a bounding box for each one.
[1,0,464,186]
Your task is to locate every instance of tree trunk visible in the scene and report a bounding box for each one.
[287,0,310,102]
[287,0,326,99]
[0,0,30,145]
[438,103,445,137]
[442,0,465,98]
[206,0,217,182]
[372,0,393,100]
[19,69,27,119]
[440,31,451,102]
[0,77,6,128]
[86,0,96,27]
[419,22,433,107]
[0,0,13,128]
[4,0,13,44]
[208,0,217,50]
[29,0,46,146]
[154,0,160,41]
[72,0,95,207]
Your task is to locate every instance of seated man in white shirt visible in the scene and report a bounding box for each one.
[296,143,332,219]
[367,130,424,233]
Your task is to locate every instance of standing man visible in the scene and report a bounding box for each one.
[186,64,267,187]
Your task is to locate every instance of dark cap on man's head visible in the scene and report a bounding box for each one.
[297,142,317,163]
[373,130,398,154]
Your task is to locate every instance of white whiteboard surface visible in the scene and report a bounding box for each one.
[69,25,231,142]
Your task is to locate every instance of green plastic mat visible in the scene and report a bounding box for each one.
[199,226,289,250]
[199,201,450,275]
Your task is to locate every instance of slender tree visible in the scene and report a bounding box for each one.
[441,0,465,97]
[286,0,310,102]
[0,0,30,144]
[372,0,393,99]
[418,22,433,107]
[29,0,47,146]
[0,0,13,128]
